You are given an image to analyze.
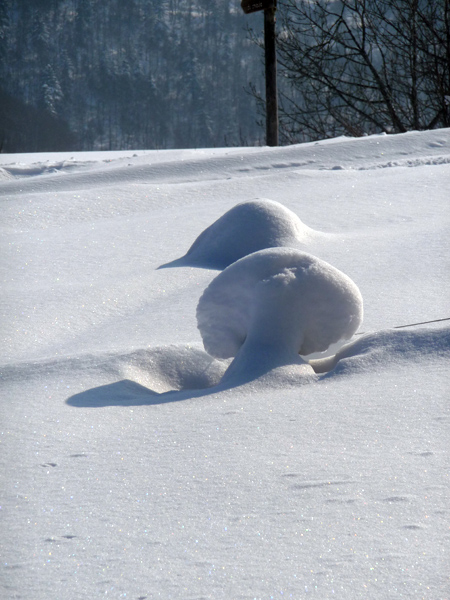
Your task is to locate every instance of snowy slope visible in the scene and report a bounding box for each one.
[1,130,449,599]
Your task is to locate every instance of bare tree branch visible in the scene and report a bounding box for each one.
[253,0,450,142]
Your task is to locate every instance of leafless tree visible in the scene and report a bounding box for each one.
[271,0,450,142]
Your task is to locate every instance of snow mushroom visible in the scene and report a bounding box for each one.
[158,198,316,270]
[196,248,363,385]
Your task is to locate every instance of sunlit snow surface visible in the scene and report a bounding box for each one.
[1,130,449,599]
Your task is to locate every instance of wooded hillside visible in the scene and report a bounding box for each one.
[0,0,264,152]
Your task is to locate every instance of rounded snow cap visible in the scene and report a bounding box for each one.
[158,198,316,270]
[197,248,363,358]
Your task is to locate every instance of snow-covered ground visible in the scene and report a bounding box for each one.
[1,130,449,599]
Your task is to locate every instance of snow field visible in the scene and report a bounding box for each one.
[1,129,449,599]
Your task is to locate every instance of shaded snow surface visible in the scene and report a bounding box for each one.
[1,130,450,600]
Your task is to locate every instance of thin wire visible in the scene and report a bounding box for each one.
[393,317,450,329]
[356,316,450,335]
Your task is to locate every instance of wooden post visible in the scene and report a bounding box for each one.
[241,0,279,146]
[264,6,278,146]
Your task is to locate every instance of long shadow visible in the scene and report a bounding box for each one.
[66,326,450,408]
[66,379,223,408]
[66,367,322,408]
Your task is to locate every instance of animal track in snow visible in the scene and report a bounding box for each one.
[383,496,410,503]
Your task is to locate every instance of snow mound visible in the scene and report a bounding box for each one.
[158,198,318,270]
[198,248,363,358]
[196,248,363,386]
